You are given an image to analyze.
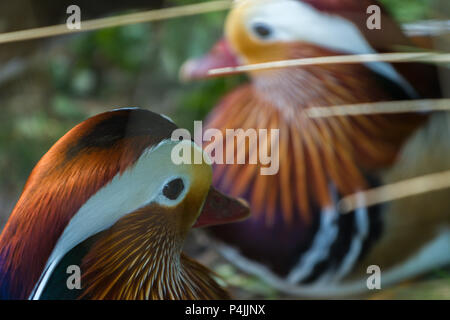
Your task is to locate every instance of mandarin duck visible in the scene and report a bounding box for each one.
[181,0,450,296]
[0,108,249,300]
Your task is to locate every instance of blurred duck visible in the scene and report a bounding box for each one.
[181,0,449,296]
[0,108,249,300]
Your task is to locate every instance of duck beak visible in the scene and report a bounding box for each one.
[180,38,240,81]
[194,187,250,228]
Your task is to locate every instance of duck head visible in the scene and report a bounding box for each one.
[0,108,249,300]
[180,0,439,98]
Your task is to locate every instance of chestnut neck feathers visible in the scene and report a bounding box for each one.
[249,44,409,109]
[207,42,425,224]
[80,204,229,300]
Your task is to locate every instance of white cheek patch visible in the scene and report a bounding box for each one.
[244,0,417,97]
[246,1,371,53]
[53,143,174,255]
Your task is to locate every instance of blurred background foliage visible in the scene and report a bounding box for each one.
[380,0,439,22]
[0,0,448,298]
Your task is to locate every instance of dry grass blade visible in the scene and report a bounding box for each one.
[0,0,232,44]
[403,19,450,36]
[305,99,450,118]
[208,52,450,75]
[338,170,450,214]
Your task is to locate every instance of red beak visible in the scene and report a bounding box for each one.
[194,187,250,228]
[180,38,240,80]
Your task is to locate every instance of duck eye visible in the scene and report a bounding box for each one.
[163,178,184,200]
[252,23,272,39]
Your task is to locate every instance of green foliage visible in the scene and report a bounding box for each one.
[0,107,81,190]
[71,23,155,72]
[380,0,436,22]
